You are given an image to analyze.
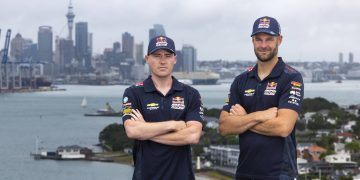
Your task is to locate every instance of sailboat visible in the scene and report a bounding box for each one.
[81,97,87,108]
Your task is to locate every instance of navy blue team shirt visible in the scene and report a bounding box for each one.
[223,58,304,179]
[122,76,204,180]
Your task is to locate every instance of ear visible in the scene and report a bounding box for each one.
[144,55,149,64]
[277,35,283,46]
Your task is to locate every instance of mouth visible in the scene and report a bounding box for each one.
[158,67,168,70]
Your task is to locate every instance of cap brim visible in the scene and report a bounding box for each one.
[148,48,176,55]
[251,29,279,37]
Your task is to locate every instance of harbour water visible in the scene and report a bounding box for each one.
[0,80,359,180]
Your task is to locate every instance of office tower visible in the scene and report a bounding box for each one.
[174,50,183,72]
[149,24,166,41]
[23,42,37,61]
[113,42,121,53]
[122,32,134,59]
[339,52,343,63]
[75,22,91,71]
[132,42,145,81]
[88,33,93,56]
[37,26,53,63]
[349,52,354,63]
[182,44,197,72]
[10,33,25,62]
[66,0,75,40]
[135,43,144,65]
[55,37,74,74]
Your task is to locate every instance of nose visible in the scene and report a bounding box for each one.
[259,41,268,48]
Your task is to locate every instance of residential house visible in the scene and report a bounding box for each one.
[57,145,91,159]
[308,145,327,161]
[336,132,353,143]
[209,145,239,167]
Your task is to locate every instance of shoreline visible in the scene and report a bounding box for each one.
[93,151,232,179]
[0,87,65,93]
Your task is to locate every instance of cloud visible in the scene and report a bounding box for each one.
[1,0,359,62]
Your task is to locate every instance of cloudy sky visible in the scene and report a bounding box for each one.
[1,0,359,62]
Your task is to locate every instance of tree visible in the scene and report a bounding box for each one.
[99,123,133,151]
[204,108,221,117]
[316,135,336,151]
[301,97,338,113]
[295,121,306,131]
[345,141,360,153]
[307,113,334,131]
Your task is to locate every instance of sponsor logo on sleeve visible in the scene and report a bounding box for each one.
[290,90,301,97]
[123,97,128,103]
[291,81,302,87]
[288,98,300,106]
[199,105,204,120]
[135,82,144,86]
[122,96,132,116]
[225,94,230,104]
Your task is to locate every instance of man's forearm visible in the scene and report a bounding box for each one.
[124,120,185,140]
[219,111,261,136]
[250,118,282,136]
[151,121,202,146]
[250,109,298,137]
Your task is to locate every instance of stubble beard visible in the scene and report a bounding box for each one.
[255,45,278,63]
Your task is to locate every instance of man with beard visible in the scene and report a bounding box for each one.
[219,16,304,179]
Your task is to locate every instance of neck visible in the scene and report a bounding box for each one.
[257,57,279,80]
[151,75,173,95]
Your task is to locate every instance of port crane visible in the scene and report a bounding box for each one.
[0,29,11,91]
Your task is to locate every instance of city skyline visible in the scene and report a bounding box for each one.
[1,0,359,62]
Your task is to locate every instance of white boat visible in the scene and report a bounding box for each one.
[81,97,87,108]
[173,71,220,85]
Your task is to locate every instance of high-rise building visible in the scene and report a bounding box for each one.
[174,50,183,72]
[182,44,197,72]
[37,26,53,63]
[149,24,166,41]
[122,32,134,59]
[75,22,91,71]
[88,32,93,56]
[12,34,35,62]
[23,42,37,61]
[55,37,74,74]
[66,0,75,40]
[339,52,343,63]
[135,43,144,65]
[113,42,121,53]
[10,33,26,62]
[349,52,354,63]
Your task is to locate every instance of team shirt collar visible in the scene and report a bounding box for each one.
[248,57,285,80]
[144,75,184,93]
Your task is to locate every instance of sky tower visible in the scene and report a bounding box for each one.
[66,0,75,40]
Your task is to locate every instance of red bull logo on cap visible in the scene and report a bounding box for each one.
[258,17,270,28]
[156,36,168,47]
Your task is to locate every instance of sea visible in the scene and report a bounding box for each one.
[0,80,359,180]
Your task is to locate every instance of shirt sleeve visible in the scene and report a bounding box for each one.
[222,77,241,112]
[122,87,138,123]
[278,73,304,113]
[185,89,204,122]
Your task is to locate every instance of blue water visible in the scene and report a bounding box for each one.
[0,80,359,180]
